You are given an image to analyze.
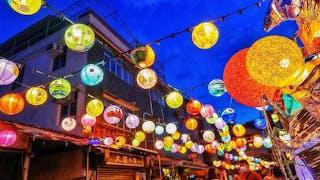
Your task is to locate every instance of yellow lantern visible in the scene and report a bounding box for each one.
[8,0,42,15]
[136,68,157,89]
[86,98,104,117]
[132,139,140,147]
[185,140,194,149]
[253,135,264,148]
[163,136,174,147]
[65,24,95,52]
[232,124,246,137]
[165,91,183,109]
[26,87,47,106]
[49,78,71,99]
[246,35,304,87]
[115,136,126,147]
[217,143,225,151]
[172,131,181,140]
[135,131,146,142]
[180,146,187,154]
[218,125,229,137]
[192,22,219,49]
[130,45,155,68]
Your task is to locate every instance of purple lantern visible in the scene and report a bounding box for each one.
[200,104,215,118]
[197,145,205,154]
[0,130,17,147]
[0,59,19,85]
[211,140,219,149]
[103,105,123,124]
[89,138,100,146]
[81,114,96,127]
[215,118,226,129]
[171,143,178,153]
[125,114,140,129]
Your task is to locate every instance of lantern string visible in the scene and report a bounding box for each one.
[44,1,75,25]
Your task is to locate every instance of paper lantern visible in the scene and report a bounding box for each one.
[0,59,19,85]
[115,136,126,147]
[136,68,157,89]
[81,114,96,127]
[200,104,215,118]
[236,138,245,147]
[192,22,219,49]
[263,137,273,148]
[215,118,226,129]
[208,79,227,97]
[86,99,104,117]
[155,125,164,135]
[0,93,24,115]
[80,64,104,86]
[130,45,155,68]
[89,138,100,146]
[103,137,113,146]
[61,117,76,131]
[191,143,199,152]
[64,24,95,52]
[254,118,266,130]
[221,135,231,143]
[164,146,172,152]
[163,136,174,147]
[181,134,190,143]
[206,113,218,124]
[224,48,277,107]
[103,105,123,124]
[49,78,71,99]
[197,145,205,154]
[7,0,42,15]
[180,146,187,154]
[142,120,155,133]
[26,87,47,106]
[165,123,177,134]
[165,91,183,109]
[132,139,140,147]
[221,108,236,125]
[172,131,181,140]
[185,140,194,149]
[135,131,146,142]
[205,144,216,153]
[125,114,140,129]
[232,124,246,137]
[246,36,304,87]
[186,100,202,115]
[253,135,264,148]
[203,130,215,142]
[217,150,224,156]
[155,140,164,150]
[213,160,221,167]
[185,118,198,130]
[0,130,17,147]
[211,140,219,149]
[171,143,178,153]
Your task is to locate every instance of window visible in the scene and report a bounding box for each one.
[60,91,78,119]
[11,65,25,90]
[151,89,165,107]
[52,47,67,71]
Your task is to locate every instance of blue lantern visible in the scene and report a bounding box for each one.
[217,150,224,156]
[254,117,266,129]
[80,64,104,86]
[221,108,236,124]
[254,158,261,163]
[233,155,239,161]
[89,138,100,146]
[221,135,231,143]
[208,79,227,97]
[263,137,272,148]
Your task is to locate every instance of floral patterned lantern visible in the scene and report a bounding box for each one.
[192,22,219,49]
[26,87,47,106]
[165,123,177,134]
[253,135,264,148]
[115,136,126,147]
[206,113,219,124]
[80,64,104,86]
[155,140,164,150]
[142,120,155,133]
[208,79,227,97]
[130,45,155,68]
[0,93,24,115]
[65,24,95,52]
[0,59,19,85]
[7,0,42,15]
[61,117,76,131]
[49,78,71,99]
[155,125,164,135]
[132,139,140,147]
[103,105,123,124]
[232,124,246,137]
[125,114,140,129]
[200,104,215,118]
[203,130,215,142]
[136,68,157,89]
[103,137,113,146]
[135,131,146,142]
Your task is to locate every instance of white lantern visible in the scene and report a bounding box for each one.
[155,140,164,150]
[203,130,215,142]
[142,120,155,133]
[61,117,76,131]
[155,125,164,135]
[165,123,177,134]
[103,137,113,146]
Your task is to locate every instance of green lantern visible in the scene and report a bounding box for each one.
[49,78,71,99]
[64,24,95,52]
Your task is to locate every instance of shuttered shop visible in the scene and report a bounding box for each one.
[97,167,135,180]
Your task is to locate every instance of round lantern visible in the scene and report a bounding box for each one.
[200,104,215,118]
[211,140,219,149]
[221,108,236,125]
[213,160,221,167]
[80,64,104,86]
[89,138,100,146]
[217,150,224,156]
[186,100,202,115]
[205,144,216,153]
[26,87,47,106]
[7,0,42,15]
[224,48,276,107]
[164,146,172,152]
[271,113,280,123]
[171,143,178,153]
[83,126,92,134]
[61,117,76,131]
[254,118,266,130]
[185,140,194,149]
[192,22,219,49]
[155,125,164,135]
[125,114,140,129]
[136,68,157,89]
[203,130,215,142]
[181,134,190,143]
[253,135,264,148]
[0,130,17,147]
[135,131,146,142]
[232,124,246,137]
[142,120,155,133]
[246,36,304,87]
[197,145,205,154]
[64,24,95,52]
[0,93,24,115]
[132,139,140,147]
[172,131,181,140]
[81,114,96,127]
[103,105,123,124]
[0,59,19,85]
[185,118,198,130]
[236,138,245,147]
[215,118,226,129]
[263,137,273,148]
[163,136,174,147]
[221,135,231,143]
[115,136,126,147]
[180,146,187,154]
[130,45,155,68]
[206,113,218,124]
[155,140,164,150]
[165,123,177,134]
[103,137,113,146]
[208,79,227,97]
[86,98,104,117]
[191,143,199,153]
[49,78,71,99]
[165,91,183,109]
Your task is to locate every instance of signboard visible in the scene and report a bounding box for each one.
[106,151,144,167]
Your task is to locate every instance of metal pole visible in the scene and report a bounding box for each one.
[148,90,154,115]
[86,146,90,180]
[23,138,32,180]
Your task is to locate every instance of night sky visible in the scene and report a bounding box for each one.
[0,0,298,123]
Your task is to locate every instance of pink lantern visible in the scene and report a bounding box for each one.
[103,105,123,124]
[81,114,96,127]
[125,114,140,129]
[200,104,215,118]
[211,140,219,149]
[171,143,178,153]
[215,118,226,129]
[0,130,17,147]
[197,145,205,154]
[0,59,19,85]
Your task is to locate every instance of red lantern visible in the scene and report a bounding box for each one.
[186,100,202,115]
[224,49,276,107]
[0,130,17,147]
[185,118,198,130]
[0,93,25,115]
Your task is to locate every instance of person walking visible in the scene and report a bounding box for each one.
[238,160,262,180]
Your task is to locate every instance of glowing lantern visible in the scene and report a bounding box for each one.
[253,135,264,148]
[192,22,219,49]
[232,124,246,137]
[0,93,24,115]
[103,105,123,124]
[217,150,224,156]
[208,79,227,97]
[61,117,76,131]
[217,143,225,151]
[81,114,96,127]
[271,113,279,123]
[221,135,231,143]
[26,87,47,106]
[171,143,178,153]
[64,24,95,52]
[211,140,219,149]
[165,91,183,109]
[132,139,140,147]
[0,130,16,147]
[164,146,172,152]
[155,140,164,150]
[180,146,187,154]
[136,68,157,89]
[49,78,71,99]
[142,120,155,133]
[103,137,113,146]
[203,130,215,142]
[0,59,19,85]
[125,114,140,129]
[86,98,104,117]
[115,136,126,147]
[200,104,215,118]
[254,118,266,130]
[163,136,174,147]
[185,140,194,149]
[215,118,226,129]
[181,134,190,143]
[83,126,92,135]
[130,45,155,68]
[197,145,205,154]
[7,0,42,15]
[246,36,304,87]
[185,118,198,130]
[135,131,146,142]
[206,113,218,124]
[186,100,202,115]
[221,108,236,125]
[80,64,103,86]
[165,123,177,134]
[155,125,164,135]
[172,131,181,140]
[263,137,272,148]
[205,144,216,153]
[236,138,245,147]
[213,160,221,167]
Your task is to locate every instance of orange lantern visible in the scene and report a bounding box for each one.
[185,118,198,130]
[0,93,25,115]
[186,100,202,115]
[236,138,245,147]
[205,144,216,153]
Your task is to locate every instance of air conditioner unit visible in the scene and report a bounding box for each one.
[47,42,63,57]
